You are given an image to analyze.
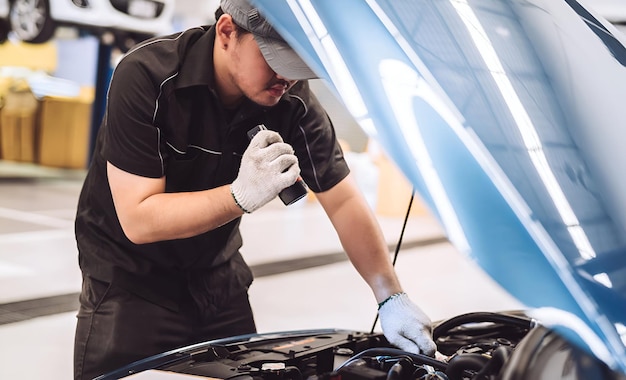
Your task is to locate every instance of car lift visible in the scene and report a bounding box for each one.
[88,39,114,161]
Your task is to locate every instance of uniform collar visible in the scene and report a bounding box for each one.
[176,26,217,89]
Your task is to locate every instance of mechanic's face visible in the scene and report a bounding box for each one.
[227,30,297,107]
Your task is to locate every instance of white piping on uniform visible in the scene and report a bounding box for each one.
[189,145,222,155]
[156,127,164,176]
[154,73,178,175]
[124,26,205,56]
[153,73,179,124]
[166,142,222,156]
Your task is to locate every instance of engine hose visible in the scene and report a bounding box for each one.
[445,354,490,380]
[386,359,412,380]
[471,346,512,379]
[433,312,533,340]
[336,348,447,372]
[283,366,303,380]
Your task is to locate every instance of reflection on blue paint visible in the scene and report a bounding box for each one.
[254,0,626,373]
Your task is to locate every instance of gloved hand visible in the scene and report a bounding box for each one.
[231,130,300,213]
[378,292,437,356]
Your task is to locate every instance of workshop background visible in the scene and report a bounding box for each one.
[0,0,623,379]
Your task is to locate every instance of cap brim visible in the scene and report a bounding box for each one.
[254,34,318,80]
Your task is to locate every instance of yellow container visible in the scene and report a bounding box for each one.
[0,82,39,162]
[38,87,94,169]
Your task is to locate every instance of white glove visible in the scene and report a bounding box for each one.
[231,130,300,213]
[378,292,437,356]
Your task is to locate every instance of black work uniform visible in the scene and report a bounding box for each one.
[73,25,349,380]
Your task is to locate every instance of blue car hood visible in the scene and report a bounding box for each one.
[252,0,626,374]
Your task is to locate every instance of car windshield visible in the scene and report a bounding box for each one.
[254,0,626,375]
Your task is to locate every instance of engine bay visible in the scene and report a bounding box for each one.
[107,311,623,380]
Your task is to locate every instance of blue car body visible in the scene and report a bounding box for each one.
[252,0,626,374]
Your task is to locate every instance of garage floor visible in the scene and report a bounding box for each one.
[0,161,523,380]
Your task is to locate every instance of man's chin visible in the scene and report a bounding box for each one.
[251,94,282,107]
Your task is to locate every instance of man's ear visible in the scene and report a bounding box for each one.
[216,14,236,47]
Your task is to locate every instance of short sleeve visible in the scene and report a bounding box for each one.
[102,55,166,178]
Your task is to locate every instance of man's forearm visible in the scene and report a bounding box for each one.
[317,176,403,303]
[335,201,403,302]
[108,161,245,244]
[123,185,244,244]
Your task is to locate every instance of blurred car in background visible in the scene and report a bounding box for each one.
[589,0,626,22]
[0,0,8,42]
[0,0,174,49]
[588,0,626,34]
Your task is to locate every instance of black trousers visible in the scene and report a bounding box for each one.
[73,275,256,380]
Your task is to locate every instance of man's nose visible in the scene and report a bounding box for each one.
[275,73,297,84]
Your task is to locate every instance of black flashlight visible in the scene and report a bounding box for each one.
[247,124,308,206]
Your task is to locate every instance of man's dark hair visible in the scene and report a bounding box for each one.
[214,6,225,20]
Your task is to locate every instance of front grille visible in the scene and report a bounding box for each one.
[72,0,90,7]
[109,0,165,19]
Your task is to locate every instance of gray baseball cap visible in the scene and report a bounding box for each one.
[220,0,317,80]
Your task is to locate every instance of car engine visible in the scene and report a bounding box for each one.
[105,311,624,380]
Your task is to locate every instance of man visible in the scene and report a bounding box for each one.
[73,0,436,378]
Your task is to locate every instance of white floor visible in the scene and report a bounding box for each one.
[0,161,523,380]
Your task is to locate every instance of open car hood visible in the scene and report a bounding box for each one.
[252,0,626,374]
